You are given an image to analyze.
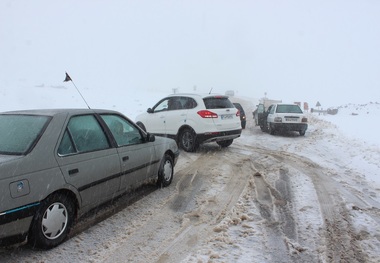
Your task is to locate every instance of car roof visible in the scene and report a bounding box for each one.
[0,108,120,116]
[273,103,300,106]
[166,93,230,99]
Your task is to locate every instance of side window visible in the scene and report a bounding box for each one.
[153,98,169,112]
[269,106,275,114]
[258,104,265,113]
[168,97,183,110]
[58,130,75,155]
[58,115,110,155]
[101,114,144,147]
[183,97,197,109]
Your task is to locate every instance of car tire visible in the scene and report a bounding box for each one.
[268,123,275,135]
[157,154,174,187]
[28,193,75,249]
[179,128,198,152]
[299,130,306,136]
[217,139,233,148]
[241,121,246,129]
[136,121,147,132]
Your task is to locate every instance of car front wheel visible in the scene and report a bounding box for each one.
[268,123,275,135]
[299,130,306,136]
[28,193,75,249]
[157,154,174,187]
[179,128,198,152]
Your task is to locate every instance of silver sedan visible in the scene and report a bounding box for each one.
[0,109,179,249]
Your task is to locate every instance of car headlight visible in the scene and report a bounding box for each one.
[302,117,308,123]
[274,117,282,122]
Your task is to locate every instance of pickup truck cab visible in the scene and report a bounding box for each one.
[257,103,308,136]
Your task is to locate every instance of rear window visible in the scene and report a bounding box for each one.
[0,115,50,155]
[203,97,234,109]
[276,105,303,113]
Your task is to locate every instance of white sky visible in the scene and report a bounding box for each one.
[1,0,379,108]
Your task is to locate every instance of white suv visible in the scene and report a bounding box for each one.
[135,93,242,152]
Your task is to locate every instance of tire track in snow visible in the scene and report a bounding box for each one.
[256,148,369,263]
[99,149,253,263]
[154,151,254,263]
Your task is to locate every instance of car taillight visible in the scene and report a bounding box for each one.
[302,117,308,123]
[197,110,218,118]
[236,110,241,117]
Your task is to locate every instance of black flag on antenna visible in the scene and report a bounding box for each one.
[63,72,91,109]
[64,72,72,82]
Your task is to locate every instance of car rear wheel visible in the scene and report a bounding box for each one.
[217,139,233,148]
[28,193,75,249]
[179,128,198,152]
[157,154,174,187]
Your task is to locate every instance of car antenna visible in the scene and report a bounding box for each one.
[209,87,213,94]
[63,72,91,109]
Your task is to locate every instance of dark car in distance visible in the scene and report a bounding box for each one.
[233,102,246,129]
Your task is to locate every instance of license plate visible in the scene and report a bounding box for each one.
[285,118,297,122]
[221,114,233,120]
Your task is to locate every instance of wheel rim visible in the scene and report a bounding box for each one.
[163,159,173,181]
[182,131,194,150]
[41,202,68,240]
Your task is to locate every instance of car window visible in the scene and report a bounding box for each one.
[276,105,303,113]
[203,97,234,109]
[182,97,197,109]
[153,98,170,112]
[58,115,110,155]
[0,114,50,155]
[257,104,265,113]
[268,105,275,114]
[101,114,144,146]
[167,97,184,110]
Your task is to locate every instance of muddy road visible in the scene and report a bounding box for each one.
[1,100,380,263]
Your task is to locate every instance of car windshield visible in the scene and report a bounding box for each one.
[276,105,303,114]
[0,114,50,155]
[203,97,234,109]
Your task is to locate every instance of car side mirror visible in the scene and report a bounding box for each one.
[146,132,155,142]
[147,108,153,113]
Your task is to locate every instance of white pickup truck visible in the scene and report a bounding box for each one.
[256,103,308,136]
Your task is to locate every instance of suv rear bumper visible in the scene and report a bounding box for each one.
[197,129,242,144]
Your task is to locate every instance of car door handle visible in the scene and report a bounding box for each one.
[68,168,79,175]
[122,156,129,162]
